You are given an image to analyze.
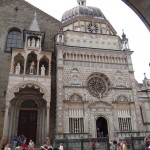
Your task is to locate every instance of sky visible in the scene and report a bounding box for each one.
[25,0,150,83]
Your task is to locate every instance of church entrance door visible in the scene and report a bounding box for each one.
[18,110,37,143]
[96,117,108,137]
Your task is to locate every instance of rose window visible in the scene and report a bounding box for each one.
[87,73,111,98]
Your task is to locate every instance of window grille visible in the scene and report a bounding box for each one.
[69,118,84,133]
[118,118,132,131]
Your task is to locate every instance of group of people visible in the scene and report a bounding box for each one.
[40,137,63,150]
[0,135,63,150]
[91,139,126,150]
[109,140,127,150]
[0,134,34,150]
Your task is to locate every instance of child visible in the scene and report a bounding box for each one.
[29,140,34,150]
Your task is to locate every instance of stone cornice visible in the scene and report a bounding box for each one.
[56,45,133,56]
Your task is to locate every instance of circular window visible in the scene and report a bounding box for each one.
[87,73,111,98]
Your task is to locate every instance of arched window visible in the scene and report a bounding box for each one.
[5,28,22,52]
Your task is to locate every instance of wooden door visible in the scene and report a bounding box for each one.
[18,110,37,143]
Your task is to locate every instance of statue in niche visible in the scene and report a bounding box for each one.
[29,61,34,74]
[27,38,31,46]
[36,39,40,47]
[31,38,35,47]
[41,65,45,76]
[15,63,21,74]
[59,35,62,43]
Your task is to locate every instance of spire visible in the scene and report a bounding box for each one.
[77,0,86,6]
[29,11,40,32]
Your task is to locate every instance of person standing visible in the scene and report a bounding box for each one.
[1,137,7,150]
[59,143,63,150]
[21,141,27,150]
[40,137,50,150]
[91,140,96,150]
[29,140,34,150]
[122,141,127,150]
[4,144,11,150]
[13,134,18,150]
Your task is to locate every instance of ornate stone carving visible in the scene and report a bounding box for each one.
[69,68,82,86]
[6,81,49,101]
[87,73,111,98]
[89,101,113,109]
[116,95,128,102]
[69,94,82,101]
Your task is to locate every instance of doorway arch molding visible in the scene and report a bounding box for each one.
[95,115,109,122]
[6,80,49,102]
[95,115,109,137]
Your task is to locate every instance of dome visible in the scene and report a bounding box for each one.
[61,1,106,23]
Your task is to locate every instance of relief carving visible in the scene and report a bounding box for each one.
[69,68,82,86]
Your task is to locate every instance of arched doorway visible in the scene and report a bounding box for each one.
[7,85,47,144]
[18,100,38,143]
[96,117,108,137]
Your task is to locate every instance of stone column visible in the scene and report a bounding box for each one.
[37,60,39,75]
[3,104,10,137]
[49,59,51,76]
[23,58,27,74]
[46,105,50,136]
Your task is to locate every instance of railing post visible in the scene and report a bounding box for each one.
[131,135,134,150]
[81,139,84,150]
[107,137,110,150]
[66,139,69,150]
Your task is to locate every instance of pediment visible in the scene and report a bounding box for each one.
[89,101,113,108]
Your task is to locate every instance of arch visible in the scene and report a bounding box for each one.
[39,55,49,76]
[20,100,37,108]
[6,80,49,102]
[27,36,40,47]
[96,116,108,137]
[10,85,47,107]
[5,27,22,52]
[69,93,82,101]
[26,52,37,74]
[63,53,66,59]
[122,0,150,32]
[116,95,128,102]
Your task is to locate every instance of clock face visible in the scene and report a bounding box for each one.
[87,23,98,33]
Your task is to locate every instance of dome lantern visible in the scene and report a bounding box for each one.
[77,0,86,6]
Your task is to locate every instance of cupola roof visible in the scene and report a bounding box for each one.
[61,0,106,23]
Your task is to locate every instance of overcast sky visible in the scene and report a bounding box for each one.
[26,0,150,83]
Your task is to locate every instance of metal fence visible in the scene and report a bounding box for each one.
[53,137,110,150]
[53,136,145,150]
[124,136,145,150]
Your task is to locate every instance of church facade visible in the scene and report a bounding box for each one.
[0,0,150,144]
